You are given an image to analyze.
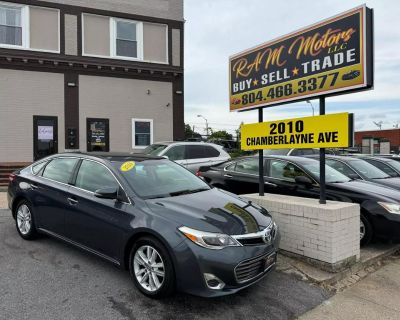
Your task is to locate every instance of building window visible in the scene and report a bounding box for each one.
[112,18,143,60]
[0,3,23,47]
[132,119,153,148]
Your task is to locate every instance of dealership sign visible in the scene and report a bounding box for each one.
[241,113,352,150]
[229,5,373,112]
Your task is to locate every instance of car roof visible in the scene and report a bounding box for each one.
[152,141,224,148]
[48,152,163,162]
[234,155,320,164]
[311,155,361,162]
[357,155,394,162]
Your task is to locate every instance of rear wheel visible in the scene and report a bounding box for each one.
[360,214,373,246]
[15,200,38,240]
[129,236,175,298]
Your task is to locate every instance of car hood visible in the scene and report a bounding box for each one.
[145,188,272,236]
[371,177,400,190]
[329,180,400,202]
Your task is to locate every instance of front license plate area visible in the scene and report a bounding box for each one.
[264,253,276,271]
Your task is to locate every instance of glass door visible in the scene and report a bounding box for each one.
[87,118,109,152]
[33,116,58,161]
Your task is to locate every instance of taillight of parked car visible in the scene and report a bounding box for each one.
[195,170,202,177]
[9,173,16,183]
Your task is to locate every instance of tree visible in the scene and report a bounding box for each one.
[209,130,233,140]
[184,124,202,139]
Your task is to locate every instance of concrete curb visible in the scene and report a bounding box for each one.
[0,209,11,217]
[278,244,400,289]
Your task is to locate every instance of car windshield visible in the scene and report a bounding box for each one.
[302,162,351,183]
[142,144,168,156]
[112,159,210,199]
[263,149,291,155]
[350,160,390,179]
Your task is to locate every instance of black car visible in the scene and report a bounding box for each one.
[7,153,279,298]
[355,156,400,178]
[197,156,400,245]
[319,155,400,190]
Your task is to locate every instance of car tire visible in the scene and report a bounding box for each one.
[14,200,38,240]
[360,214,373,246]
[129,236,175,298]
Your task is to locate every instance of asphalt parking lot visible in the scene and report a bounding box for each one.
[0,209,331,320]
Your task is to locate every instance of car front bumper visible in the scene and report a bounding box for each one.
[370,211,400,240]
[172,231,280,297]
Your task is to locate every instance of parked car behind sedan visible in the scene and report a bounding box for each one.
[8,153,279,298]
[263,148,336,156]
[197,156,400,245]
[142,142,230,173]
[355,156,400,178]
[317,155,400,190]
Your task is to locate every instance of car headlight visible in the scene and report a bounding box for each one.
[378,202,400,214]
[178,226,241,249]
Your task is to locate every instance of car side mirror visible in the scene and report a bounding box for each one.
[94,186,119,200]
[295,175,313,186]
[162,155,169,160]
[348,173,360,180]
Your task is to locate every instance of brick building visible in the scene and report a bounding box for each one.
[355,129,400,153]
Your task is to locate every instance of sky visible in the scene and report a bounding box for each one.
[183,0,400,137]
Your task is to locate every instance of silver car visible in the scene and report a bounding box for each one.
[142,142,231,173]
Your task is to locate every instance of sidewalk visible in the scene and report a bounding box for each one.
[0,192,7,209]
[299,256,400,320]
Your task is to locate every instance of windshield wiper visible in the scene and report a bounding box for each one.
[169,187,209,197]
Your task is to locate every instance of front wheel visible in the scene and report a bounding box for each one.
[360,214,373,246]
[15,200,38,240]
[129,236,175,298]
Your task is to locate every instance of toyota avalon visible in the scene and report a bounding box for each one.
[7,153,279,298]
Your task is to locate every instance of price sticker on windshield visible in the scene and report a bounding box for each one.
[120,161,136,172]
[241,113,353,150]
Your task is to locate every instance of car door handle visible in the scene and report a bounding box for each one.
[224,174,233,178]
[67,197,78,205]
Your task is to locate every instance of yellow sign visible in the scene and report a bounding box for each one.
[229,6,373,112]
[120,161,136,172]
[241,113,351,150]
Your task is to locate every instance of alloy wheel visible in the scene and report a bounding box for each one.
[360,219,366,240]
[17,204,32,235]
[133,245,165,292]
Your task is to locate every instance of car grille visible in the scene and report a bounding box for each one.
[234,222,278,246]
[235,253,275,283]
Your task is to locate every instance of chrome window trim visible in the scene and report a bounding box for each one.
[37,156,131,205]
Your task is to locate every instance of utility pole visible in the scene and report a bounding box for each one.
[197,114,209,137]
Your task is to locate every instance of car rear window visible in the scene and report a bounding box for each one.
[186,145,220,159]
